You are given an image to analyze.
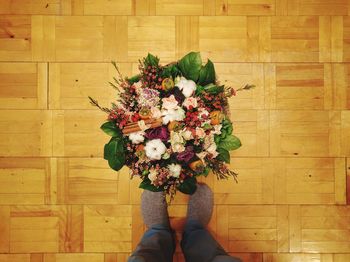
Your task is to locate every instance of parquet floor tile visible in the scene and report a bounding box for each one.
[0,1,350,261]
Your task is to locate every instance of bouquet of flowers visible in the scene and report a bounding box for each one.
[89,52,252,197]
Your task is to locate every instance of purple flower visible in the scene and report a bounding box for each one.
[145,126,169,142]
[177,146,195,162]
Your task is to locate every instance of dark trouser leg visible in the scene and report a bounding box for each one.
[128,224,175,262]
[181,220,242,262]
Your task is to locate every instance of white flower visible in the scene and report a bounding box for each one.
[172,143,185,153]
[169,131,185,152]
[203,133,215,149]
[144,139,167,160]
[151,107,162,119]
[176,77,197,97]
[212,124,222,135]
[195,127,206,139]
[198,107,209,118]
[134,80,143,89]
[170,131,184,144]
[203,133,218,158]
[168,163,182,178]
[162,95,178,110]
[196,152,208,164]
[128,131,145,144]
[181,129,193,140]
[161,107,185,124]
[206,143,219,158]
[148,168,158,182]
[182,97,198,109]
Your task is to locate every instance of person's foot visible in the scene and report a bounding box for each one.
[141,190,170,228]
[186,183,214,226]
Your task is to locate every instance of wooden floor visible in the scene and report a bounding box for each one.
[0,0,350,261]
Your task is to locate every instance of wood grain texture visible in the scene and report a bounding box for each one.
[0,0,349,261]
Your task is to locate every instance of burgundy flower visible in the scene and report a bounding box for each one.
[145,126,169,142]
[169,87,185,104]
[177,146,195,162]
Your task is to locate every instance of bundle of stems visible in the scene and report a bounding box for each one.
[122,118,163,134]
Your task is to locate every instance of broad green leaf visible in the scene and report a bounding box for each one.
[219,135,242,151]
[217,147,230,163]
[104,138,118,160]
[100,121,122,137]
[177,176,197,195]
[198,59,216,86]
[107,152,125,171]
[214,134,221,144]
[220,129,227,139]
[139,179,164,192]
[222,119,233,135]
[178,52,202,81]
[144,53,159,67]
[226,125,233,135]
[104,138,125,171]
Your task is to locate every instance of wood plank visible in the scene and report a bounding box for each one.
[0,206,10,252]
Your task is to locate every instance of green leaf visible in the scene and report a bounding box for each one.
[195,85,205,96]
[139,179,164,192]
[107,153,125,171]
[199,166,210,177]
[227,125,233,135]
[198,59,216,86]
[177,176,197,195]
[103,138,125,171]
[103,138,123,159]
[100,122,122,137]
[217,147,230,163]
[144,53,160,67]
[162,64,181,79]
[204,83,224,95]
[219,135,242,151]
[202,123,212,130]
[178,52,202,81]
[127,74,141,84]
[222,119,233,135]
[220,129,227,139]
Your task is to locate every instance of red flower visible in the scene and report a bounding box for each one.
[131,113,140,122]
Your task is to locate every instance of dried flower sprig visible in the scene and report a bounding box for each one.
[88,96,111,113]
[206,158,238,182]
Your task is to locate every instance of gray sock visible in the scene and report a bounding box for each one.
[187,183,214,226]
[141,190,169,228]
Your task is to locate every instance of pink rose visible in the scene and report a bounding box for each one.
[162,95,178,110]
[182,97,198,110]
[195,127,206,139]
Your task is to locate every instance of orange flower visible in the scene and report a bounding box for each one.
[209,110,223,125]
[168,121,179,131]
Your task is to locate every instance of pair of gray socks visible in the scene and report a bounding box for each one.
[141,184,214,228]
